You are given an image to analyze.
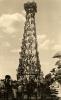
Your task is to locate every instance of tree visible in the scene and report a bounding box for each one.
[53,52,61,83]
[40,72,59,100]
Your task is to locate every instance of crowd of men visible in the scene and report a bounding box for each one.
[0,75,42,100]
[0,74,59,100]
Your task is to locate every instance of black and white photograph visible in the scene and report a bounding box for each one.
[0,0,61,100]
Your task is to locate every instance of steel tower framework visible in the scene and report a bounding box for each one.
[17,2,43,83]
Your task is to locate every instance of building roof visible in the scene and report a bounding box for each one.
[53,52,61,58]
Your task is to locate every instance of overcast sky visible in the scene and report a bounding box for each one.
[0,0,61,79]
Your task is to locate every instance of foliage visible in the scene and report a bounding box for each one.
[40,73,59,100]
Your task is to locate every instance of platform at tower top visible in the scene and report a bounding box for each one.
[24,1,37,13]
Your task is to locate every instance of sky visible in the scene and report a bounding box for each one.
[0,0,61,79]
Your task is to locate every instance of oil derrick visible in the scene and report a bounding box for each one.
[17,2,43,83]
